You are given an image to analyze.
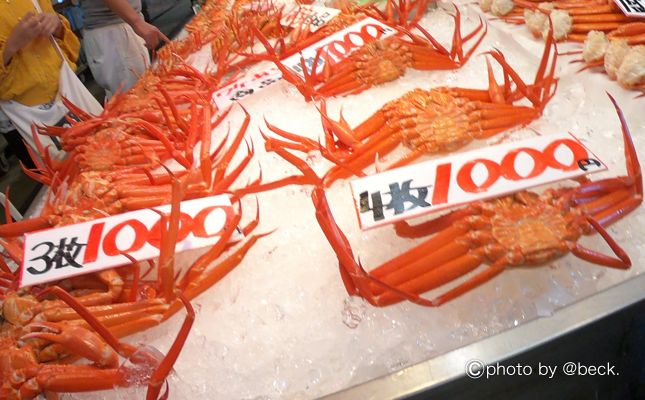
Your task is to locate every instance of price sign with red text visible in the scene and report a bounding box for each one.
[20,194,236,287]
[282,17,396,78]
[213,67,283,109]
[350,133,607,229]
[613,0,645,17]
[280,5,340,32]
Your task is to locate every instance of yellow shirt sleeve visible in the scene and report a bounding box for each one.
[0,1,81,106]
[54,12,81,72]
[0,37,21,100]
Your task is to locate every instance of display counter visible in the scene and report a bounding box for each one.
[19,1,645,398]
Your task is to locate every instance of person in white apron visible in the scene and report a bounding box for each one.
[80,0,168,99]
[0,0,103,161]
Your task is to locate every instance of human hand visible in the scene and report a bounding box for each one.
[4,12,42,65]
[7,12,41,50]
[36,13,64,38]
[132,20,170,49]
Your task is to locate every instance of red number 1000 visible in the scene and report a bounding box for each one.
[431,139,589,205]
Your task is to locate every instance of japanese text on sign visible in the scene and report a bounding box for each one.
[613,0,645,17]
[280,5,340,32]
[282,17,397,78]
[213,68,283,109]
[350,133,606,229]
[21,194,236,287]
[212,18,396,107]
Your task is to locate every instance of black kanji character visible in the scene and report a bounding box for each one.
[359,180,432,221]
[385,180,432,214]
[27,237,87,275]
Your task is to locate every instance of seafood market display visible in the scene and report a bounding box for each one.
[308,8,487,97]
[477,0,644,91]
[260,31,558,185]
[575,25,644,91]
[0,0,643,398]
[261,94,640,307]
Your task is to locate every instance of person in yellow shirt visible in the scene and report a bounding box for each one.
[0,0,80,106]
[0,0,83,162]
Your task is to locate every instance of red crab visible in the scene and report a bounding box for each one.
[262,93,641,307]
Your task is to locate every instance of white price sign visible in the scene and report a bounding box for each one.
[282,17,396,78]
[350,133,607,230]
[613,0,645,17]
[280,5,341,32]
[21,194,237,287]
[213,67,283,109]
[213,18,396,106]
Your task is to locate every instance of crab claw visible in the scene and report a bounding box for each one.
[315,99,360,149]
[574,93,643,226]
[22,321,120,368]
[250,26,318,101]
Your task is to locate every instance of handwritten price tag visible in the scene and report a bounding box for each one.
[213,18,396,106]
[213,67,283,109]
[350,133,606,229]
[21,195,238,287]
[280,5,341,32]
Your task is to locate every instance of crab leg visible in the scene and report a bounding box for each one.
[374,96,639,305]
[200,102,213,187]
[373,253,508,307]
[50,270,125,306]
[86,305,167,328]
[39,298,167,322]
[370,223,496,295]
[177,202,244,290]
[313,183,490,308]
[448,7,488,64]
[113,169,194,186]
[575,94,642,226]
[370,241,474,298]
[372,224,474,279]
[36,285,195,394]
[605,22,645,44]
[393,206,484,238]
[19,365,125,394]
[213,106,251,187]
[135,121,191,169]
[251,27,318,100]
[153,168,186,302]
[317,11,487,98]
[0,216,51,237]
[323,136,400,184]
[147,293,194,400]
[61,96,94,121]
[163,230,271,319]
[570,216,631,269]
[418,260,508,307]
[327,101,541,181]
[213,140,256,192]
[22,322,120,368]
[373,214,632,306]
[260,142,425,306]
[108,315,163,338]
[16,293,193,398]
[592,195,642,227]
[117,180,208,199]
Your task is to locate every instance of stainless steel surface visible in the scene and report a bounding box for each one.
[323,274,645,399]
